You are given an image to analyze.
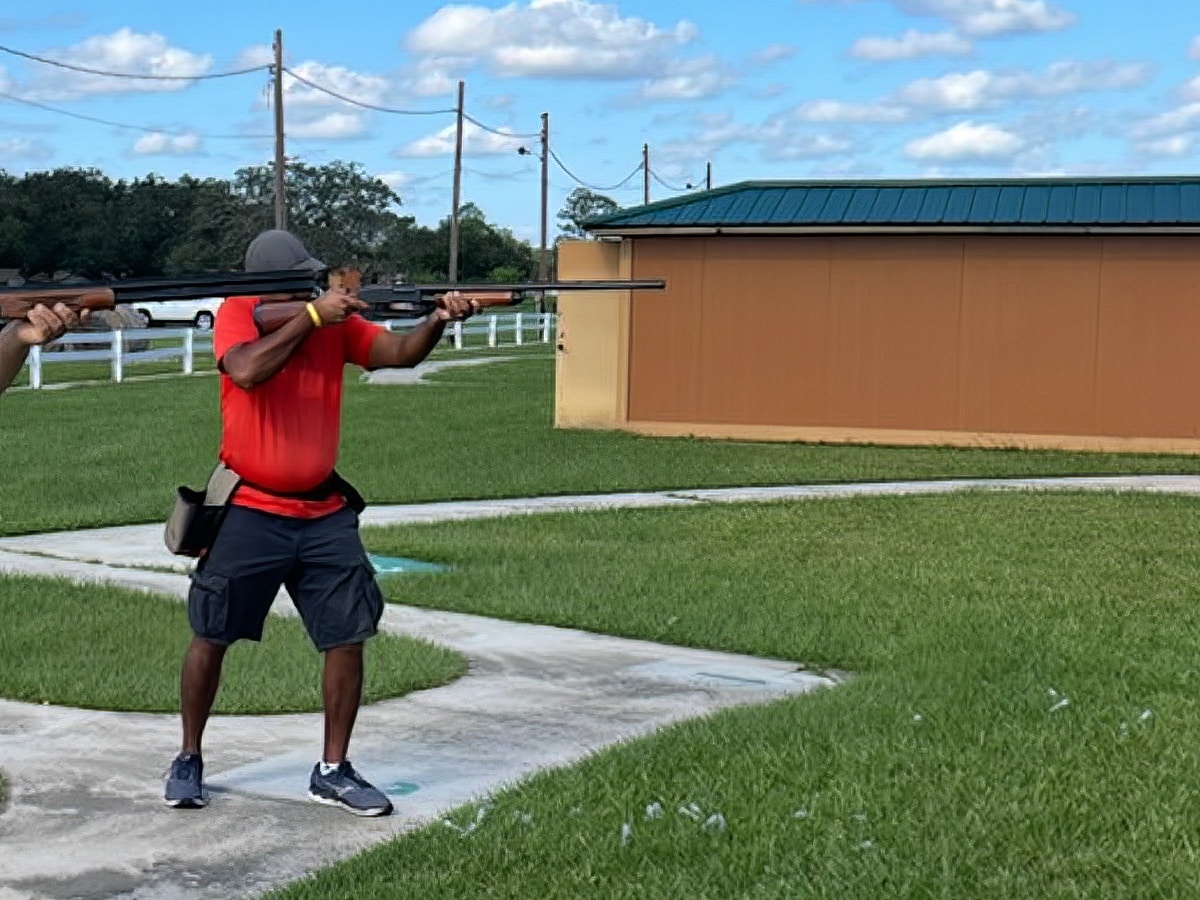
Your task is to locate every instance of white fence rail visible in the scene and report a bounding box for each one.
[388,311,557,350]
[24,312,555,389]
[25,328,211,389]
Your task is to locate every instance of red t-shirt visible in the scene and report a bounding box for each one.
[214,296,381,518]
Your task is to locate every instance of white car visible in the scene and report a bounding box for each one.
[134,297,224,330]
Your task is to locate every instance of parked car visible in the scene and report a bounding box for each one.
[134,297,224,330]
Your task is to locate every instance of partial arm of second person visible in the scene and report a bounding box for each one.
[0,303,85,395]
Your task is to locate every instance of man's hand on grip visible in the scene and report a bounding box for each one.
[433,291,481,322]
[15,303,86,346]
[312,288,367,326]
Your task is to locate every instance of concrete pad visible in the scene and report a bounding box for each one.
[361,356,515,385]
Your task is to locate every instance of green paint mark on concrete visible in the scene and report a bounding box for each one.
[369,555,446,574]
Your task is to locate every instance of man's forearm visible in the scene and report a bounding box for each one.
[369,316,448,369]
[0,323,30,395]
[221,312,314,388]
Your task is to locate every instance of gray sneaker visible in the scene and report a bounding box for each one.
[164,752,207,809]
[308,761,393,817]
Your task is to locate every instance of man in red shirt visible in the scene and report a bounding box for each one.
[165,230,478,816]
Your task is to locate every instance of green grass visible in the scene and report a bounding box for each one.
[272,491,1200,897]
[0,575,466,713]
[0,355,1197,536]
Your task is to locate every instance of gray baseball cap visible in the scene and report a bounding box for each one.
[244,229,326,272]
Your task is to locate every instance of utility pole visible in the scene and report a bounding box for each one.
[706,160,712,191]
[448,80,465,283]
[538,112,549,282]
[272,29,286,230]
[643,142,650,205]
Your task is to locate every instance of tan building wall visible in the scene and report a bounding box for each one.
[556,233,1200,453]
[553,240,630,428]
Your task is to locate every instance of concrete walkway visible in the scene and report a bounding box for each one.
[1,474,1198,899]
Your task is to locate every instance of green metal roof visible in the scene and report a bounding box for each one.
[584,177,1200,234]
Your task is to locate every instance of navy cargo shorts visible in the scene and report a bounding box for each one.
[187,505,384,651]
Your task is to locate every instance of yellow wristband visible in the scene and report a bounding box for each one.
[305,302,323,328]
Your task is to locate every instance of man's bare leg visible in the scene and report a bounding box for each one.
[180,636,227,754]
[321,643,363,764]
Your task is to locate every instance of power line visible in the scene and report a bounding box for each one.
[548,147,643,193]
[0,43,267,80]
[0,88,272,138]
[462,111,539,140]
[281,67,455,116]
[649,167,696,193]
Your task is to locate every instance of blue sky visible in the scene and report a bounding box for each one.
[0,1,1197,243]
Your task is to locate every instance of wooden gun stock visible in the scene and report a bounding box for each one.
[0,288,117,321]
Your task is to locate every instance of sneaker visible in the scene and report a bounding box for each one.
[308,761,393,817]
[164,752,207,809]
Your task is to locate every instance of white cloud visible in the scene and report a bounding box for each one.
[132,131,201,156]
[794,99,910,123]
[1182,74,1200,102]
[751,43,796,65]
[897,60,1150,111]
[899,70,994,110]
[20,28,212,100]
[0,137,53,162]
[905,120,1024,161]
[635,56,733,101]
[289,112,369,139]
[802,0,1073,37]
[394,120,526,158]
[234,44,274,69]
[850,29,972,61]
[765,133,854,160]
[377,170,416,193]
[398,58,465,98]
[1139,135,1194,157]
[406,0,698,79]
[1132,102,1200,140]
[936,0,1074,37]
[283,61,390,108]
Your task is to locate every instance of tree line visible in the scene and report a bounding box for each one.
[0,160,611,285]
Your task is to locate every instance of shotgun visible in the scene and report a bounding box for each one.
[252,273,668,333]
[0,268,667,330]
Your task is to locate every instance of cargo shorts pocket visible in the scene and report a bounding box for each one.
[310,556,385,650]
[344,555,385,639]
[187,569,230,642]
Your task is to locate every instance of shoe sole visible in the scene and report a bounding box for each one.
[307,790,392,817]
[165,795,208,809]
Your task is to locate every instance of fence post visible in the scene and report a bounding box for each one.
[514,312,523,346]
[183,328,194,375]
[29,345,41,389]
[112,330,123,383]
[453,320,463,349]
[539,313,550,342]
[488,315,497,347]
